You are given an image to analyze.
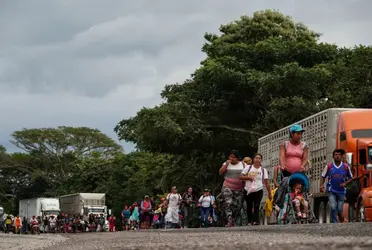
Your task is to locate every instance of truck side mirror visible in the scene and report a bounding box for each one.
[39,212,43,217]
[81,209,84,215]
[109,209,112,215]
[346,153,353,166]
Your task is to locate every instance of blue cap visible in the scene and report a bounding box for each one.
[289,124,305,133]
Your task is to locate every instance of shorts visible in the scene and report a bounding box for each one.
[122,218,129,226]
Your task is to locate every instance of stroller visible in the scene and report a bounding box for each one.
[274,172,317,224]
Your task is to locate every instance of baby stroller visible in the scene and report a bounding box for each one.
[274,172,317,224]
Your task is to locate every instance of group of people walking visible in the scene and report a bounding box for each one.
[216,124,354,226]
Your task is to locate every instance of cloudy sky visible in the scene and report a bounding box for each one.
[0,0,369,153]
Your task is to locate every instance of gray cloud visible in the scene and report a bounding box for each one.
[0,0,370,152]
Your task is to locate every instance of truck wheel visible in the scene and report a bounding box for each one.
[318,202,326,224]
[357,200,366,222]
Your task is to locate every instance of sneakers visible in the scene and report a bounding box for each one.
[297,212,302,218]
[302,213,307,219]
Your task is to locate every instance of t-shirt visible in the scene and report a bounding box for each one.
[241,165,269,194]
[122,209,131,218]
[321,162,353,194]
[198,195,213,208]
[167,193,182,208]
[223,161,246,191]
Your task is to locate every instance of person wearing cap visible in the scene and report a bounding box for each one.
[198,189,214,228]
[320,149,353,223]
[164,186,182,228]
[279,124,309,177]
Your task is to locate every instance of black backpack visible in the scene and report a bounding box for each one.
[273,176,289,209]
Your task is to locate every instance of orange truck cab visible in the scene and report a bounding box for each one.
[336,109,372,222]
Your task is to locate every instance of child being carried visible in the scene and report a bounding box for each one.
[290,183,308,219]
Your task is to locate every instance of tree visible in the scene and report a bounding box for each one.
[11,126,124,179]
[115,10,372,194]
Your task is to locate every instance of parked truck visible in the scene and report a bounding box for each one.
[19,198,60,231]
[59,193,109,217]
[258,108,372,224]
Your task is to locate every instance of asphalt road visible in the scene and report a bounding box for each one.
[2,223,372,250]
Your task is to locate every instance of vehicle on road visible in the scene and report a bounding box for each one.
[258,108,372,223]
[59,193,109,217]
[19,198,60,232]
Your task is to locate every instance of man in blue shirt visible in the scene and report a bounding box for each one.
[320,149,353,223]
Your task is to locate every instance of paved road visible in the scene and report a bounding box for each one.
[2,223,372,250]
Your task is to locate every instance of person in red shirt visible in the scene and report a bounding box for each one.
[108,215,115,232]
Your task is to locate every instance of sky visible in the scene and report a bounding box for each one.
[0,0,370,153]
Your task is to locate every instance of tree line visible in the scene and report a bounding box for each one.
[1,10,372,216]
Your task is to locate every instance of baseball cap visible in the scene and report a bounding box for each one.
[289,124,305,133]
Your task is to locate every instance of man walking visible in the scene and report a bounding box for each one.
[320,149,353,223]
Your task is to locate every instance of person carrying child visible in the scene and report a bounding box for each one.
[290,183,308,219]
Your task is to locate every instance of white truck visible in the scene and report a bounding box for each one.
[258,108,372,224]
[59,193,109,217]
[19,198,60,231]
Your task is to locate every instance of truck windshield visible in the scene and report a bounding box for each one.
[351,129,372,138]
[88,208,104,214]
[369,147,372,163]
[44,210,60,215]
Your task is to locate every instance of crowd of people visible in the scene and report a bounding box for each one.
[3,124,356,234]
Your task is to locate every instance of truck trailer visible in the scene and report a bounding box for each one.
[19,198,60,231]
[59,193,108,217]
[258,108,372,223]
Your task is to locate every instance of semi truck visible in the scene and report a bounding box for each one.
[59,193,109,217]
[19,198,60,231]
[258,108,372,223]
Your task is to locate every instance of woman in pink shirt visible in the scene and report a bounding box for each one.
[217,150,246,227]
[279,124,309,177]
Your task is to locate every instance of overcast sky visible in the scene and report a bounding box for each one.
[0,0,370,153]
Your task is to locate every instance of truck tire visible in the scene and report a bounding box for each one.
[357,200,366,222]
[318,202,326,224]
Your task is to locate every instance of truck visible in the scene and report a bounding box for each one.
[258,108,372,224]
[59,193,109,217]
[19,198,60,231]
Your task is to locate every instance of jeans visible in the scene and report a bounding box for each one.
[328,192,345,223]
[183,206,193,227]
[245,190,263,225]
[200,207,211,226]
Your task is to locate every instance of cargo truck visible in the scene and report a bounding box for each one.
[258,108,372,224]
[59,193,109,217]
[19,198,60,231]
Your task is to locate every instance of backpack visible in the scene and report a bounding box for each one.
[273,176,289,209]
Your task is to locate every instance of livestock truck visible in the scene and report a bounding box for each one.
[258,108,372,224]
[19,198,60,231]
[59,193,109,217]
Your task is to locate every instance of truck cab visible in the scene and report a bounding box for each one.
[83,206,108,216]
[336,110,372,221]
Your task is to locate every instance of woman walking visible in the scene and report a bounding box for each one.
[216,150,246,227]
[279,124,309,177]
[182,186,197,228]
[240,153,272,225]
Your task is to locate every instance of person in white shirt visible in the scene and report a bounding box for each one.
[165,186,182,228]
[240,153,272,225]
[198,189,214,228]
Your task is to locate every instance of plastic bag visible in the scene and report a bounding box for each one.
[248,180,258,193]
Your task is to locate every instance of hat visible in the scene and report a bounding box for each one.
[171,186,177,190]
[144,195,149,198]
[289,124,305,133]
[204,188,210,192]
